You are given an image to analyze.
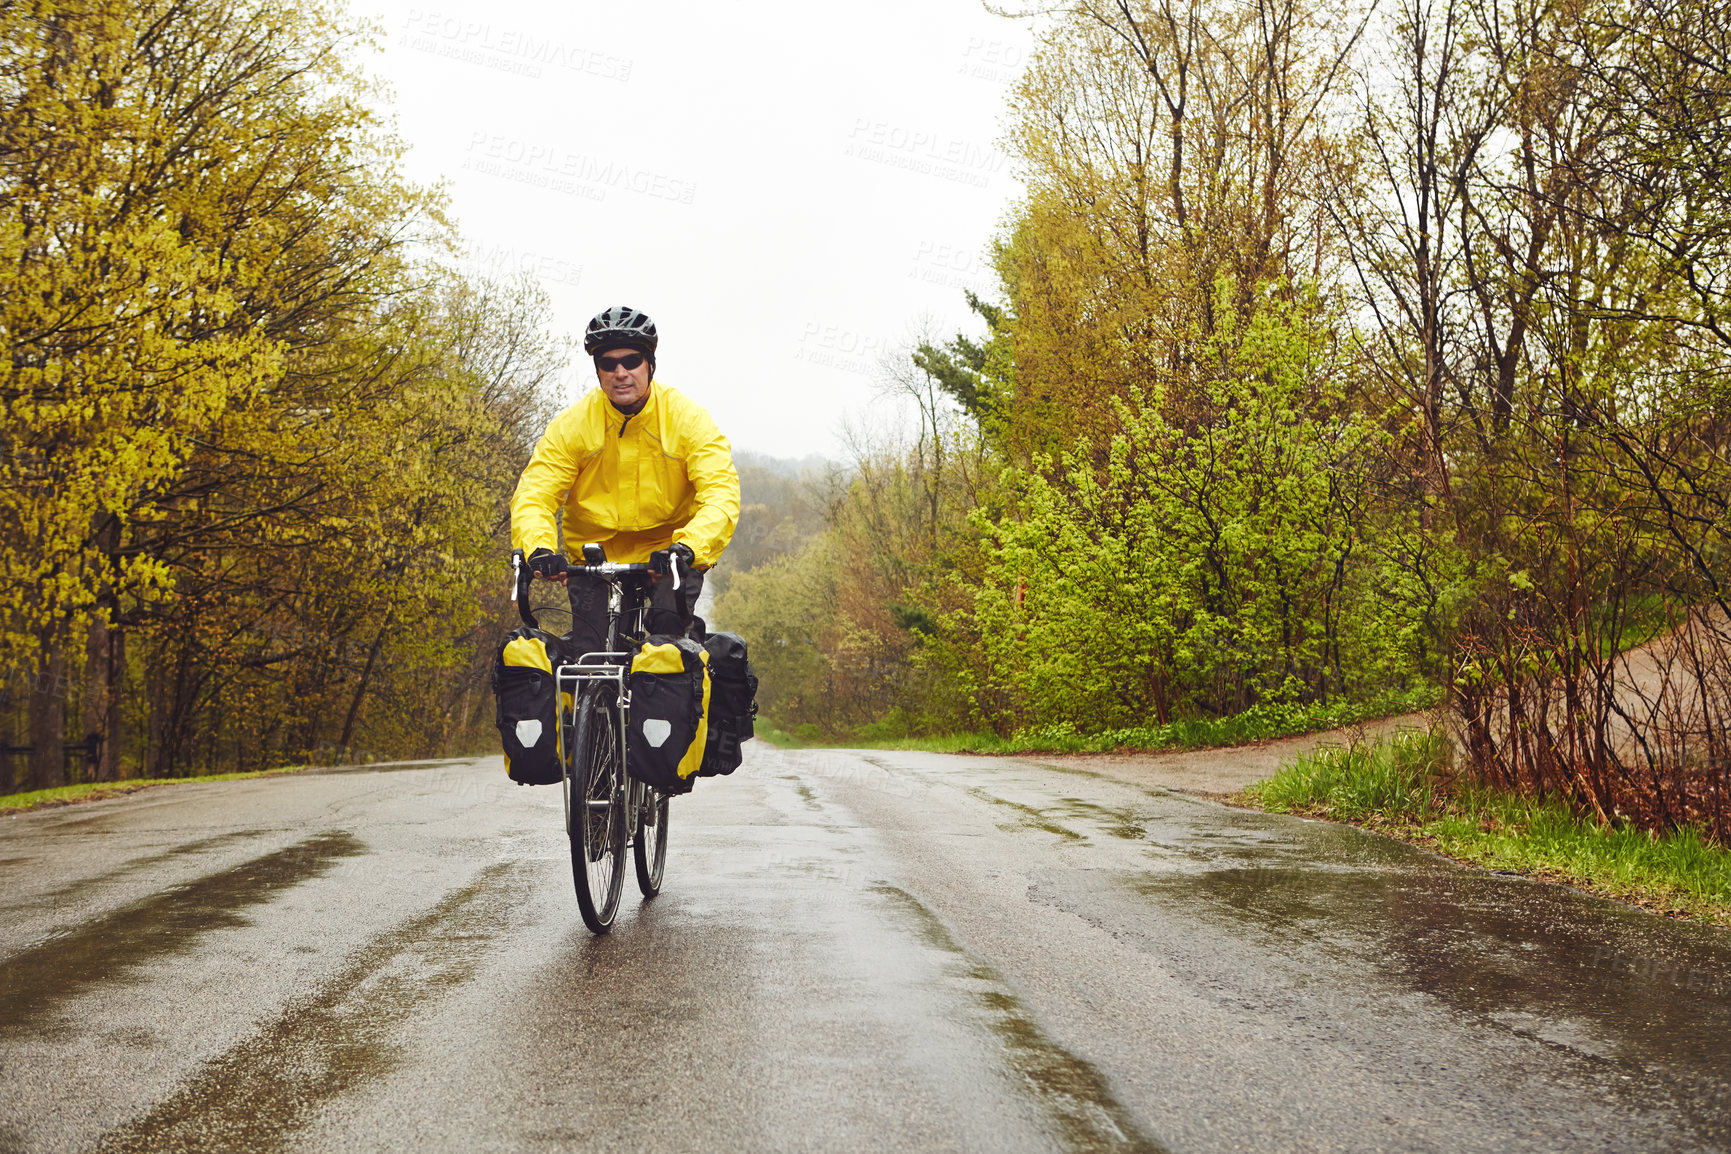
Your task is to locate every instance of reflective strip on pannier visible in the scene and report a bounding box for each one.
[492,627,568,785]
[626,635,709,794]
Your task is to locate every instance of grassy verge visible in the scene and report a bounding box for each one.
[754,686,1439,755]
[1244,730,1731,925]
[0,766,311,815]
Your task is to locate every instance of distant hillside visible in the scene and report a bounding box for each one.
[734,450,834,480]
[712,451,836,597]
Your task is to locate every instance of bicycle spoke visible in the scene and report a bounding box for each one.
[571,689,627,933]
[634,785,669,897]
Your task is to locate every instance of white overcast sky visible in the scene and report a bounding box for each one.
[344,0,1038,457]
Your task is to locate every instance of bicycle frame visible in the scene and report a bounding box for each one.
[557,567,649,839]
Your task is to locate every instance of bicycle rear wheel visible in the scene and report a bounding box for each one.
[568,686,627,934]
[633,786,669,897]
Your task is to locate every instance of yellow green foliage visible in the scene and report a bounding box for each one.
[0,0,562,782]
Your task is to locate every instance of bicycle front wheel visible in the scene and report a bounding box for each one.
[634,786,669,897]
[568,686,627,934]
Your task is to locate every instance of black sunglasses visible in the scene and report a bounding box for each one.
[596,352,646,372]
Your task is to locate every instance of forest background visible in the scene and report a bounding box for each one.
[714,0,1731,841]
[4,0,1729,840]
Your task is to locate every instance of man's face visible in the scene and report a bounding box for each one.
[596,346,652,407]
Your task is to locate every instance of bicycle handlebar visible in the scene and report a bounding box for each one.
[566,562,654,575]
[510,550,656,630]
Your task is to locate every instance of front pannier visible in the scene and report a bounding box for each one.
[698,632,757,777]
[493,627,568,785]
[627,635,710,795]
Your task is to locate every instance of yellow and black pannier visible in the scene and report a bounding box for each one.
[627,635,709,795]
[697,631,757,777]
[492,627,568,785]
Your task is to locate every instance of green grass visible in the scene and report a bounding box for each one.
[0,766,311,814]
[1247,731,1731,924]
[753,686,1440,755]
[750,718,805,749]
[1250,729,1448,820]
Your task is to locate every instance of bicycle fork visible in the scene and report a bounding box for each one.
[557,573,643,841]
[604,578,642,840]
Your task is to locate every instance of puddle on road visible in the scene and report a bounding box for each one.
[1127,826,1731,1138]
[871,883,1168,1154]
[967,789,1089,843]
[964,779,1167,846]
[1053,797,1148,840]
[0,832,366,1032]
[95,860,531,1154]
[782,774,824,812]
[965,764,1731,1139]
[2,829,278,912]
[1031,761,1188,800]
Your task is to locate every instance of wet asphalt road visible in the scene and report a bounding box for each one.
[2,747,1730,1153]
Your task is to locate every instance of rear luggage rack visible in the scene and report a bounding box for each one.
[559,652,631,693]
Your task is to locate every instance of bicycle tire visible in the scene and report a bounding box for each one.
[633,786,669,897]
[568,686,626,933]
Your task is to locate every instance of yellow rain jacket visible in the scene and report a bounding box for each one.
[510,382,740,568]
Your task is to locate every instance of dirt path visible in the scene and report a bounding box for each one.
[1032,712,1432,796]
[1047,610,1727,800]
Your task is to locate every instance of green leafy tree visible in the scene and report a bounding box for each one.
[933,287,1435,733]
[0,0,563,784]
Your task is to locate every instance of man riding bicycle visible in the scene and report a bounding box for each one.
[511,306,739,652]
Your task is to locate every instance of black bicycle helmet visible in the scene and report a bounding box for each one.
[583,305,658,357]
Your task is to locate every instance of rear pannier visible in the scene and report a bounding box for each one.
[627,635,710,795]
[492,627,569,785]
[698,632,757,777]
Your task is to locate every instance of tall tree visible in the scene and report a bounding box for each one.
[0,0,563,783]
[995,0,1366,455]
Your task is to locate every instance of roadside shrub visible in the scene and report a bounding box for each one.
[1251,728,1449,820]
